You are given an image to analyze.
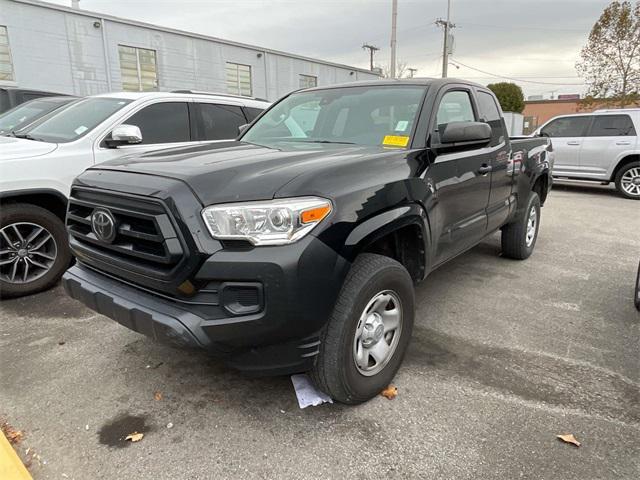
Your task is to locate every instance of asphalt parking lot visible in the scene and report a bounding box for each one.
[1,181,639,480]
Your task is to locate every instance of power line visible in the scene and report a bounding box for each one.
[449,59,585,86]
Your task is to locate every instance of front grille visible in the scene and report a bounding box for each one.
[66,188,184,277]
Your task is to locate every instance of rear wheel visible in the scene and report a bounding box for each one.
[0,204,71,298]
[501,192,541,260]
[614,162,640,200]
[311,254,414,404]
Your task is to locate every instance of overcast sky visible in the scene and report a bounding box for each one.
[47,0,613,98]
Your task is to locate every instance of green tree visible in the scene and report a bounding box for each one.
[487,82,525,113]
[576,1,640,107]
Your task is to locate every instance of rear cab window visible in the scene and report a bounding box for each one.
[476,90,505,146]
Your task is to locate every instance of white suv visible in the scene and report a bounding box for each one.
[536,108,640,200]
[0,91,270,297]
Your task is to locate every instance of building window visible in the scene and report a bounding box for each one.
[299,74,317,89]
[0,26,15,82]
[118,45,158,92]
[226,63,252,97]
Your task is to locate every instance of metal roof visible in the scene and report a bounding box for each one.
[13,0,379,76]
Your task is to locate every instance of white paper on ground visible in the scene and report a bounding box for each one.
[291,374,333,408]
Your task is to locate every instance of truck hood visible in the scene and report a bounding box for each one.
[91,141,393,205]
[0,136,58,160]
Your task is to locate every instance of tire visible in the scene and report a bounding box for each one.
[0,203,71,298]
[634,261,640,312]
[311,253,415,404]
[501,192,541,260]
[614,161,640,200]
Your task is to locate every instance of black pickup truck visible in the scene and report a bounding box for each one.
[62,79,553,404]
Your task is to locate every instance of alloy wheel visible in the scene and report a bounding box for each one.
[620,167,640,197]
[0,222,58,284]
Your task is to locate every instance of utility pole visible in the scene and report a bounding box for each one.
[435,0,454,78]
[362,44,380,71]
[408,67,418,78]
[390,0,398,78]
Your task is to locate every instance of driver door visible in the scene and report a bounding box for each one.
[428,88,493,265]
[539,115,591,177]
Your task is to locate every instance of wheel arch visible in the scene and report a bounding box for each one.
[343,204,431,283]
[610,154,640,182]
[0,189,68,221]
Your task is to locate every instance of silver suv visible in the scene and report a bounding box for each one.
[536,109,640,199]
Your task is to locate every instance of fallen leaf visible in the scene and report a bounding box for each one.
[1,421,24,445]
[125,432,144,442]
[58,340,66,346]
[381,385,398,400]
[154,391,163,401]
[557,433,581,447]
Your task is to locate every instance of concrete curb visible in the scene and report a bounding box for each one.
[0,432,32,480]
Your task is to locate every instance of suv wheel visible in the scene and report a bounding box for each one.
[311,253,414,404]
[0,204,71,298]
[614,161,640,200]
[501,192,541,260]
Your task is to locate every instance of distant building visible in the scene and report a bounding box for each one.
[523,98,640,134]
[0,0,379,100]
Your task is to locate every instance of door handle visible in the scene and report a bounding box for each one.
[478,164,492,175]
[566,141,581,145]
[615,141,631,145]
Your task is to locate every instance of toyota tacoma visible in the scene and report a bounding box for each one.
[62,79,553,404]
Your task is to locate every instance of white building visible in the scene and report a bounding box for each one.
[0,0,379,100]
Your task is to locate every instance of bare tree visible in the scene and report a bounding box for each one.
[576,1,640,107]
[378,61,410,79]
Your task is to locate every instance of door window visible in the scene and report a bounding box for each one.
[198,103,246,140]
[123,102,190,144]
[243,107,264,122]
[436,90,475,128]
[476,91,505,146]
[540,116,590,137]
[587,115,636,136]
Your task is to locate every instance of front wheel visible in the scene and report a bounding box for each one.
[501,192,541,260]
[311,254,415,404]
[0,203,71,298]
[614,161,640,200]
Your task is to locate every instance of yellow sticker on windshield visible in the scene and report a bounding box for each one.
[382,135,410,147]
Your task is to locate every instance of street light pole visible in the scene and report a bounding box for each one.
[390,0,398,78]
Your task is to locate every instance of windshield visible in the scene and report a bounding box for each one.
[0,98,75,135]
[24,97,133,143]
[242,85,427,148]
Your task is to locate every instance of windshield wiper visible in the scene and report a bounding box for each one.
[298,140,356,145]
[12,131,42,141]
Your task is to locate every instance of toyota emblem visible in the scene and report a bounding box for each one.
[91,208,117,243]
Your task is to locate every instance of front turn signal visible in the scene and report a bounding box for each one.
[300,204,331,224]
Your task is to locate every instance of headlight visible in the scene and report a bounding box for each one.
[202,197,332,246]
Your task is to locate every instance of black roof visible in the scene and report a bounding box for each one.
[299,77,486,93]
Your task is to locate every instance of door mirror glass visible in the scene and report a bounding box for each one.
[440,121,492,145]
[111,124,142,145]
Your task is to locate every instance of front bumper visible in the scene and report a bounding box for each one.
[63,234,350,375]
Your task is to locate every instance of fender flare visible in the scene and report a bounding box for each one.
[342,203,432,275]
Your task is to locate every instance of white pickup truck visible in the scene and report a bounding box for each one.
[0,91,269,297]
[535,108,640,199]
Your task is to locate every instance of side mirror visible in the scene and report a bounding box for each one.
[110,124,142,146]
[238,124,249,136]
[440,121,491,145]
